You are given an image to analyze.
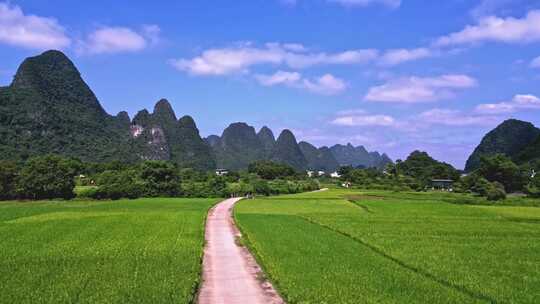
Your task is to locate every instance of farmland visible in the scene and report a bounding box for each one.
[0,198,218,304]
[235,189,540,303]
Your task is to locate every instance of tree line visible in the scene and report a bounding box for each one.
[0,156,319,201]
[338,150,540,201]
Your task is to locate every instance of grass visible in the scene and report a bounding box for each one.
[235,189,540,303]
[0,197,219,304]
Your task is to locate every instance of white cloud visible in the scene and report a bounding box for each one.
[364,74,477,103]
[531,55,540,68]
[514,94,540,107]
[0,3,70,50]
[303,74,347,95]
[286,49,379,68]
[435,10,540,47]
[170,45,283,75]
[255,70,301,86]
[378,48,433,66]
[327,0,401,9]
[476,94,540,113]
[78,26,159,55]
[170,42,441,76]
[255,71,346,95]
[419,109,497,126]
[331,114,396,126]
[170,43,378,76]
[475,102,515,114]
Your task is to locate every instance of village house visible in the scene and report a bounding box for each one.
[431,179,454,191]
[215,169,229,176]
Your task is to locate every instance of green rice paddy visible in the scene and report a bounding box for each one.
[235,189,540,303]
[0,198,218,303]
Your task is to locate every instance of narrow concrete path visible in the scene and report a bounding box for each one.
[198,197,284,304]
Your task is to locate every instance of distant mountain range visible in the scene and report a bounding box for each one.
[0,50,392,171]
[465,119,540,172]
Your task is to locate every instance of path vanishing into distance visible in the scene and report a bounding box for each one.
[197,197,284,304]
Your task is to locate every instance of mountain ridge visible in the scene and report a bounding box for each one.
[0,50,393,172]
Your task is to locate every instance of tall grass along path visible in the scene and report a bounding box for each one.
[197,197,284,304]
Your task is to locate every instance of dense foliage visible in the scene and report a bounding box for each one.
[15,155,77,200]
[247,160,297,180]
[0,156,319,201]
[0,160,18,200]
[396,151,460,186]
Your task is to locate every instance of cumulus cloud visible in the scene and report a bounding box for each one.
[255,71,346,95]
[0,2,70,50]
[364,74,477,103]
[303,74,347,95]
[327,0,401,9]
[378,48,433,66]
[77,25,160,55]
[255,70,302,86]
[169,42,443,76]
[475,94,540,113]
[419,109,498,126]
[331,113,396,126]
[169,43,378,76]
[434,10,540,47]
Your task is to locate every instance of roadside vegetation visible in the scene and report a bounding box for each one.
[235,189,540,303]
[0,197,218,303]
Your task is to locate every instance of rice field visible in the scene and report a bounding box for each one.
[0,198,218,304]
[235,189,540,303]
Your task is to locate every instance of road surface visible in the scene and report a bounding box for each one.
[197,197,284,304]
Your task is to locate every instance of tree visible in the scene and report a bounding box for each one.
[16,155,76,200]
[397,151,459,188]
[526,174,540,198]
[248,161,296,180]
[476,154,526,193]
[93,169,142,200]
[207,175,227,197]
[0,161,19,200]
[138,161,181,197]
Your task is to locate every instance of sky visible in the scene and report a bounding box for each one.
[1,0,540,169]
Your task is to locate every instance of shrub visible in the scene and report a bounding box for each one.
[486,182,507,201]
[74,186,98,198]
[92,169,142,200]
[471,177,492,196]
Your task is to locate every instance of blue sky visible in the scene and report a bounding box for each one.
[1,0,540,168]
